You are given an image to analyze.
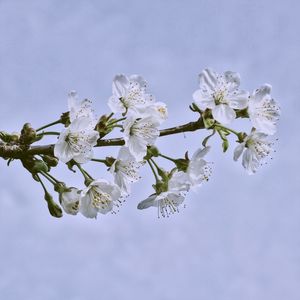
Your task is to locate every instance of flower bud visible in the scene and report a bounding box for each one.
[42,155,59,167]
[59,187,81,215]
[145,146,160,159]
[44,192,63,218]
[60,111,70,127]
[20,123,36,145]
[31,160,49,173]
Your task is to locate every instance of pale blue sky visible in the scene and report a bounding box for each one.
[0,1,299,299]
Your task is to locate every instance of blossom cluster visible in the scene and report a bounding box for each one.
[193,69,280,174]
[1,69,279,219]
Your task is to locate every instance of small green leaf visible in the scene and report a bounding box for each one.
[202,130,216,147]
[222,139,229,152]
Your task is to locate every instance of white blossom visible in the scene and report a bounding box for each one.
[193,68,249,124]
[248,84,280,135]
[123,115,160,161]
[234,130,274,175]
[110,147,143,195]
[186,146,212,187]
[54,117,99,163]
[137,172,189,218]
[139,101,168,124]
[68,91,97,127]
[80,179,121,218]
[59,187,81,215]
[108,74,154,115]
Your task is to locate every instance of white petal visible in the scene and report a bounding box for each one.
[127,136,147,161]
[137,194,156,209]
[212,104,236,124]
[69,117,93,132]
[60,187,80,215]
[169,171,190,192]
[68,91,79,116]
[252,84,272,102]
[192,89,215,110]
[199,68,218,91]
[114,172,131,195]
[80,193,98,218]
[233,143,245,161]
[108,95,126,114]
[228,90,249,109]
[191,146,210,161]
[73,149,93,164]
[129,74,147,90]
[242,149,259,175]
[54,140,73,163]
[117,146,133,161]
[68,92,96,123]
[224,71,240,90]
[112,74,130,98]
[251,117,277,135]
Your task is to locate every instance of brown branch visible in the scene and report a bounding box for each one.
[1,117,205,159]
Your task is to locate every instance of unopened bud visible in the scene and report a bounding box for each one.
[44,192,63,218]
[31,160,49,173]
[42,155,59,167]
[20,123,36,145]
[60,112,70,127]
[146,146,160,159]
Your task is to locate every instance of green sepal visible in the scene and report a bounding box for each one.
[44,192,63,218]
[222,139,229,152]
[202,130,216,147]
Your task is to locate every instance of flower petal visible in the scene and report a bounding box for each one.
[192,89,215,110]
[228,90,249,109]
[242,148,259,175]
[191,146,210,161]
[233,143,245,161]
[212,104,236,124]
[80,193,98,218]
[199,68,218,92]
[137,194,156,209]
[224,71,240,90]
[112,74,130,98]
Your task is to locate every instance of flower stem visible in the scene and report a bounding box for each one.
[147,159,159,183]
[150,158,164,175]
[41,171,61,184]
[40,171,57,186]
[108,124,123,129]
[37,131,60,136]
[158,153,176,163]
[214,124,240,136]
[91,158,108,164]
[36,174,48,193]
[36,120,62,132]
[107,117,126,126]
[107,113,114,121]
[76,163,94,181]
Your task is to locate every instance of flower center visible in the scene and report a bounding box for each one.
[91,189,112,210]
[214,91,228,105]
[246,138,272,159]
[157,106,167,117]
[158,196,179,218]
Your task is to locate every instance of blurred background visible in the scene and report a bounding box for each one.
[0,0,299,299]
